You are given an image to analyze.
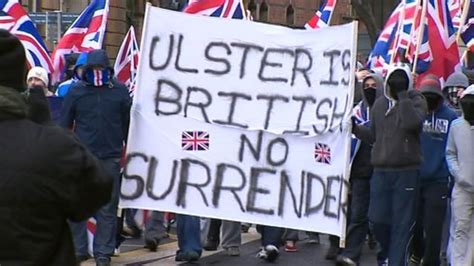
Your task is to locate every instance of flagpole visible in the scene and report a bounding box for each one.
[405,0,422,56]
[456,0,471,43]
[390,0,406,65]
[412,0,428,74]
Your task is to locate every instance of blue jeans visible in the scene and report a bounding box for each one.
[341,178,370,261]
[369,169,419,266]
[176,214,202,255]
[70,158,121,258]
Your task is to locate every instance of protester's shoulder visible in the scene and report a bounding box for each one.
[67,80,88,95]
[407,89,424,99]
[450,117,466,130]
[442,105,459,121]
[34,124,82,152]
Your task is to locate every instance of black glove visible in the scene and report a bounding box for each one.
[387,70,409,99]
[26,86,52,125]
[351,116,357,132]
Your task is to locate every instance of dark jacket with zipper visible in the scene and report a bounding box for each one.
[0,85,112,265]
[353,65,428,170]
[59,50,131,159]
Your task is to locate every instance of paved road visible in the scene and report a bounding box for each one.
[82,228,378,265]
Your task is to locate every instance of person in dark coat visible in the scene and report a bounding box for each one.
[352,63,428,266]
[0,29,112,265]
[60,49,131,266]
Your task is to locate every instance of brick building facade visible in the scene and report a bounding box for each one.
[22,0,397,64]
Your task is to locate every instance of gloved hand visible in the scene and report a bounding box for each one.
[351,116,357,132]
[387,70,409,99]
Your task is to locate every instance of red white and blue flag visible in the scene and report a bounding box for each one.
[461,0,474,52]
[305,0,337,29]
[183,0,247,19]
[182,131,210,151]
[367,3,402,74]
[419,0,460,82]
[52,0,109,84]
[314,143,331,164]
[0,0,54,74]
[449,0,463,31]
[114,26,139,95]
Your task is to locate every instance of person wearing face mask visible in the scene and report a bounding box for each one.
[408,75,457,266]
[60,49,131,266]
[336,73,384,266]
[352,63,427,266]
[445,85,474,266]
[442,72,469,116]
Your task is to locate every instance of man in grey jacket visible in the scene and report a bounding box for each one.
[352,63,427,266]
[446,85,474,266]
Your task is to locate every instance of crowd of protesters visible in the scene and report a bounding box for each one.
[1,27,474,266]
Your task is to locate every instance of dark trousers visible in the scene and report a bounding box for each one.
[412,182,448,266]
[260,226,285,247]
[369,170,419,266]
[341,178,370,261]
[207,219,222,241]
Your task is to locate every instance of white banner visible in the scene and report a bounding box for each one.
[120,5,357,238]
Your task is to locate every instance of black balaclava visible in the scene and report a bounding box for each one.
[363,87,377,107]
[461,95,474,125]
[423,92,442,112]
[387,70,409,100]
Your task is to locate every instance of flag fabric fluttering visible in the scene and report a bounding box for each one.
[449,0,463,32]
[461,0,474,52]
[0,0,54,75]
[114,26,139,95]
[419,0,460,82]
[367,3,402,74]
[51,0,109,84]
[305,0,337,29]
[183,0,247,19]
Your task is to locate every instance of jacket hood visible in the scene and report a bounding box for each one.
[82,49,114,77]
[73,52,88,79]
[361,73,384,106]
[461,84,474,98]
[384,63,413,101]
[443,72,469,92]
[0,85,27,121]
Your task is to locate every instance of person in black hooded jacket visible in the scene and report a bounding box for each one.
[60,49,131,266]
[352,63,427,266]
[0,30,112,265]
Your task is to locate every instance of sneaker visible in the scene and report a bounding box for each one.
[256,245,279,262]
[336,255,357,266]
[241,224,250,233]
[378,259,389,266]
[95,257,111,266]
[325,246,340,260]
[145,237,160,252]
[367,233,377,250]
[284,241,297,252]
[225,247,240,256]
[175,250,200,262]
[122,225,142,238]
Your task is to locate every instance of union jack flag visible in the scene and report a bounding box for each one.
[114,26,139,95]
[461,0,474,52]
[314,142,331,164]
[183,0,247,19]
[449,0,463,31]
[182,131,210,151]
[367,3,402,74]
[305,0,337,29]
[418,0,460,82]
[52,0,109,84]
[0,0,54,74]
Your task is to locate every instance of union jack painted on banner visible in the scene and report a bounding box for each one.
[52,0,109,84]
[461,0,474,52]
[314,143,331,164]
[114,26,139,95]
[182,131,210,151]
[305,0,337,29]
[183,0,247,19]
[0,0,54,74]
